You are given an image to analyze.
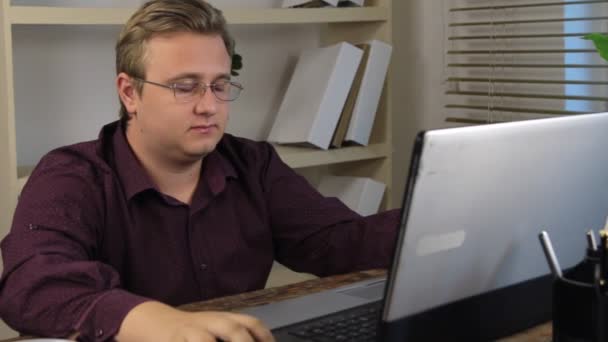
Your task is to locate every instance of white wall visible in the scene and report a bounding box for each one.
[391,0,448,205]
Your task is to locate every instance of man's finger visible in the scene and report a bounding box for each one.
[226,313,275,342]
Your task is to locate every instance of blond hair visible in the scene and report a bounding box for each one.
[115,0,234,121]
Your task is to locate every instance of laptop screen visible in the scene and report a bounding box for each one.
[381,113,608,339]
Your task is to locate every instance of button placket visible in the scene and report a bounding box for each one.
[188,212,210,298]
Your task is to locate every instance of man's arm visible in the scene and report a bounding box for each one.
[0,156,151,340]
[0,154,274,342]
[260,143,400,277]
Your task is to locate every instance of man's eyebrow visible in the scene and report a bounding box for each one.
[166,73,199,83]
[216,73,231,81]
[167,73,231,83]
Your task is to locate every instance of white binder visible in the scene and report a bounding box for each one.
[344,40,392,146]
[268,42,363,149]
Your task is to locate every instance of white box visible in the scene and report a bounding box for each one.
[344,40,393,146]
[317,176,386,216]
[268,42,363,149]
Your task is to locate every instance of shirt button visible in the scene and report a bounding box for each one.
[200,264,208,271]
[96,329,104,337]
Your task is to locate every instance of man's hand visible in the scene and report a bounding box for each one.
[117,301,275,342]
[168,311,275,342]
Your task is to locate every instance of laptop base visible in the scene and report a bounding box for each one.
[380,274,553,341]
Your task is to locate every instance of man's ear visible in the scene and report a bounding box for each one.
[117,72,139,115]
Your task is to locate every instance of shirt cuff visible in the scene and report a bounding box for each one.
[75,289,151,342]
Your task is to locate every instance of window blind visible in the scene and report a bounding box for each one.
[445,0,608,125]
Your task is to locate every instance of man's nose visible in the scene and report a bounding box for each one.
[194,86,218,116]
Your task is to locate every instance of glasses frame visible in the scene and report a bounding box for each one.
[133,77,244,103]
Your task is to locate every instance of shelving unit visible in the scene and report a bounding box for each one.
[9,6,389,25]
[0,0,393,242]
[1,0,17,239]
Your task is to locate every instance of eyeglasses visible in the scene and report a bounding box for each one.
[133,77,243,103]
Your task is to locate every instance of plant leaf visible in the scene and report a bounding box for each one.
[231,53,243,77]
[583,33,608,62]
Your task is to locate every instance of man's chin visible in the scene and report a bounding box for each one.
[184,144,217,160]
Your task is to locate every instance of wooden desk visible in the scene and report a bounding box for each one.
[179,269,551,342]
[1,269,552,341]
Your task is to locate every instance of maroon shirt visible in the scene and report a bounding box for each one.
[0,121,399,341]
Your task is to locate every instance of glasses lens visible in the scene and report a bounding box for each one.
[228,83,243,101]
[171,81,242,102]
[211,81,242,101]
[173,82,200,103]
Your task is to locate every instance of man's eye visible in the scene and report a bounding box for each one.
[174,83,198,94]
[212,82,229,93]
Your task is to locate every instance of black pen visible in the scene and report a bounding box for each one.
[539,231,563,278]
[601,230,608,289]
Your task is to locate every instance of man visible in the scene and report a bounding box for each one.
[0,0,399,341]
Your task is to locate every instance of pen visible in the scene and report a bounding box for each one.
[600,230,608,287]
[588,230,598,251]
[538,230,563,278]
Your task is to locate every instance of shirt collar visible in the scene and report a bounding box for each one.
[111,122,157,200]
[202,147,238,196]
[108,121,238,202]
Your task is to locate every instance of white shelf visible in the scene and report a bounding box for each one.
[275,143,389,169]
[9,6,389,25]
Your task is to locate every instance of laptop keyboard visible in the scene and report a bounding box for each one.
[273,301,382,342]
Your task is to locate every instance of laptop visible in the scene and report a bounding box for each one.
[241,112,608,341]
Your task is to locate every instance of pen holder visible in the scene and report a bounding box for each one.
[553,250,608,342]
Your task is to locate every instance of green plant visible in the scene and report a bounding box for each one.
[231,52,243,76]
[583,33,608,62]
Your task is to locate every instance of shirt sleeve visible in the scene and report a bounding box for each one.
[261,143,401,277]
[0,153,150,341]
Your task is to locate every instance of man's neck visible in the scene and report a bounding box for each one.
[125,129,202,205]
[144,157,202,205]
